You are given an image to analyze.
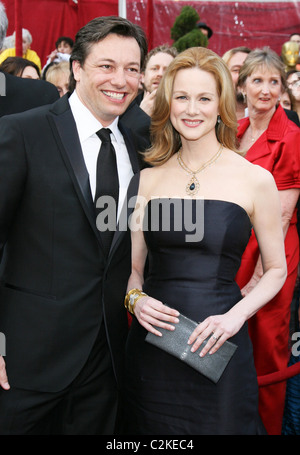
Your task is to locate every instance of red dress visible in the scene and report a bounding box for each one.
[236,105,300,435]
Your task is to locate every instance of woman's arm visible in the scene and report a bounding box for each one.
[241,187,299,296]
[189,168,287,356]
[126,225,179,336]
[126,176,179,336]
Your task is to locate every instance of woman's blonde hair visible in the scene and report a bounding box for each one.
[45,61,70,85]
[144,47,239,166]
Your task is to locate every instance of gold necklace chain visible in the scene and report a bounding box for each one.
[250,125,267,143]
[177,144,223,196]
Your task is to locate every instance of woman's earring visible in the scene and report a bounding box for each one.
[217,115,221,124]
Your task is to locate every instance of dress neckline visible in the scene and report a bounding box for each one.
[146,198,252,224]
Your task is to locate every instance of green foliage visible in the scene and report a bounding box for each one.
[171,6,208,52]
[170,6,200,41]
[173,29,208,52]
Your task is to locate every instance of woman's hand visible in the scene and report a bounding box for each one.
[134,295,180,336]
[188,310,246,357]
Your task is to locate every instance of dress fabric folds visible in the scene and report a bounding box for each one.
[124,199,266,435]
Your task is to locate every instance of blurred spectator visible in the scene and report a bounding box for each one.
[1,33,13,52]
[223,47,251,87]
[139,44,178,116]
[45,61,70,97]
[0,0,7,50]
[196,21,213,38]
[279,86,300,125]
[0,28,41,70]
[287,70,300,119]
[0,56,40,79]
[56,36,73,55]
[287,69,300,89]
[222,46,251,119]
[43,36,73,71]
[290,33,300,45]
[280,86,296,111]
[121,44,177,153]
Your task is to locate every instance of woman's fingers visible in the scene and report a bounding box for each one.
[142,303,179,322]
[141,305,180,334]
[189,330,225,357]
[135,297,180,334]
[188,317,231,357]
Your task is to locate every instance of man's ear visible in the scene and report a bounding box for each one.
[72,60,81,83]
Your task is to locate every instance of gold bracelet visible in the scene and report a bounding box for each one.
[124,288,147,315]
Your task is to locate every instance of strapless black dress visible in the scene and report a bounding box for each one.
[124,199,266,435]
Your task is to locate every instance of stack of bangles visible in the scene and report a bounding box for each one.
[124,288,147,315]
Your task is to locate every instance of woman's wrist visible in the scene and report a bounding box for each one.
[124,288,147,315]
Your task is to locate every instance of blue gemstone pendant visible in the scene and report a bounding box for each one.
[186,176,200,196]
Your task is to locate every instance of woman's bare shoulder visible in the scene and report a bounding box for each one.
[140,165,166,181]
[226,148,275,186]
[138,165,167,197]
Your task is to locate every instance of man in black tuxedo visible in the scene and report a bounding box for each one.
[0,71,59,116]
[0,3,59,116]
[0,15,147,435]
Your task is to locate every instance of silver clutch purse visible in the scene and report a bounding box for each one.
[145,313,237,383]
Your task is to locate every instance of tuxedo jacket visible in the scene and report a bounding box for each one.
[284,108,300,127]
[120,92,151,154]
[0,94,140,393]
[0,71,59,117]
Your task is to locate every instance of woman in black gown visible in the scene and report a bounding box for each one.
[123,47,287,435]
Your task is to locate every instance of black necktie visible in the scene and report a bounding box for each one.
[95,128,119,256]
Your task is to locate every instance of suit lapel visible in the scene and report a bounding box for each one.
[47,97,141,258]
[119,121,141,175]
[108,121,141,258]
[47,96,102,244]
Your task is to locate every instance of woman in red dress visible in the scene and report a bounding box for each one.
[236,47,300,435]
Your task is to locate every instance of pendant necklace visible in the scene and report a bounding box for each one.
[250,127,267,143]
[177,144,223,196]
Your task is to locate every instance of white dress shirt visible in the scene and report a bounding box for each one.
[69,90,134,219]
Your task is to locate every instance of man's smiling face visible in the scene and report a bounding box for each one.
[72,33,141,126]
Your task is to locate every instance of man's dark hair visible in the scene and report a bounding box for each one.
[55,36,74,49]
[69,16,148,92]
[289,33,300,40]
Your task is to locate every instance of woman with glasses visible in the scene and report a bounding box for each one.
[286,70,300,121]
